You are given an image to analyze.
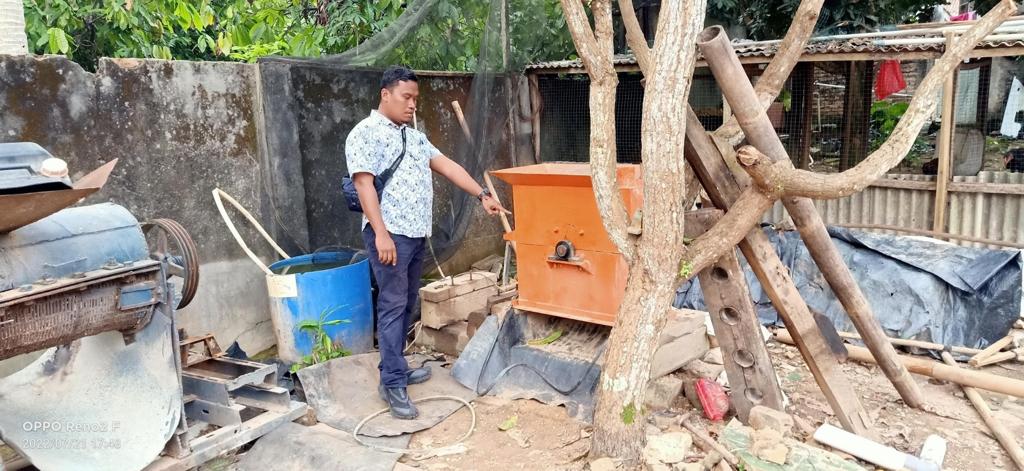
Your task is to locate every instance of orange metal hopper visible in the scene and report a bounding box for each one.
[491,163,642,326]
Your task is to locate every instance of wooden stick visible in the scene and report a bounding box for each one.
[973,350,1017,368]
[451,100,472,141]
[837,331,983,356]
[699,26,925,409]
[970,335,1014,367]
[679,413,740,467]
[683,108,875,437]
[941,351,1024,470]
[933,33,957,234]
[776,331,1024,398]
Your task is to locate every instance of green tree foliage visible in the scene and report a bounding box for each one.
[707,0,944,40]
[22,0,575,71]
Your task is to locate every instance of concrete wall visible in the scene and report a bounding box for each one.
[0,55,511,364]
[0,55,279,355]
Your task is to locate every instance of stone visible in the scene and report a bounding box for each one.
[675,463,703,471]
[589,457,617,471]
[683,359,724,380]
[645,375,684,411]
[660,309,708,346]
[471,254,504,273]
[646,463,672,471]
[643,431,692,464]
[702,348,723,365]
[419,271,498,303]
[750,428,789,465]
[467,308,488,338]
[490,300,514,318]
[486,290,517,310]
[651,330,710,379]
[420,284,498,329]
[415,322,470,356]
[700,451,722,469]
[650,412,679,431]
[748,406,794,437]
[294,407,318,426]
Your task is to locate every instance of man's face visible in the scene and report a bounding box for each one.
[380,80,419,124]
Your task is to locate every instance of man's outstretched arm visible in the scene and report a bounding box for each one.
[430,154,509,215]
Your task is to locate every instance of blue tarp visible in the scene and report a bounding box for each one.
[674,227,1022,350]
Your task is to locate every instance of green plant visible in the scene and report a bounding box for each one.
[289,307,352,373]
[869,100,909,148]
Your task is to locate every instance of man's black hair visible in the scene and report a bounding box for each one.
[381,65,417,90]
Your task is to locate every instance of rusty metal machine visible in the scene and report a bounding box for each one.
[0,143,304,471]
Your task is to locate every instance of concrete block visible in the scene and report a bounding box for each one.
[643,431,692,464]
[420,285,498,329]
[683,359,724,380]
[486,290,517,311]
[415,322,470,356]
[490,300,514,317]
[748,406,794,437]
[419,271,498,303]
[660,308,708,346]
[650,329,709,378]
[644,375,684,411]
[467,308,488,338]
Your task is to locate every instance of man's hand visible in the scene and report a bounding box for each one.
[376,232,398,266]
[481,195,511,216]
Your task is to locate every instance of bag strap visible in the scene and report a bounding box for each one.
[377,127,408,187]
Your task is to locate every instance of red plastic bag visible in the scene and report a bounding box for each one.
[875,60,907,100]
[695,378,730,421]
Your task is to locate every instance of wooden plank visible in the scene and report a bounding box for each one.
[934,33,958,234]
[949,181,1024,195]
[691,215,785,421]
[683,108,875,436]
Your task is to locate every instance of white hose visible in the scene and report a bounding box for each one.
[351,395,476,458]
[212,188,290,274]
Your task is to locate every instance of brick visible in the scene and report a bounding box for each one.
[420,285,498,329]
[486,290,517,311]
[748,406,794,437]
[650,329,709,379]
[644,375,684,411]
[419,271,498,303]
[415,322,469,356]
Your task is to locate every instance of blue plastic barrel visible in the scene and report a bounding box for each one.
[267,250,373,364]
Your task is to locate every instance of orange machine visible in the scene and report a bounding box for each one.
[491,163,642,326]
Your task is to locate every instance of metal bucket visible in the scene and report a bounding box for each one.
[267,251,374,364]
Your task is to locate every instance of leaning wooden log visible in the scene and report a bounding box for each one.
[683,108,874,437]
[776,331,1024,398]
[698,25,925,409]
[690,211,785,421]
[940,351,1024,470]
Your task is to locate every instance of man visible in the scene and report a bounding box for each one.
[1005,148,1024,173]
[346,65,507,419]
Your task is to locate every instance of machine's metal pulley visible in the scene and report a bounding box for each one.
[554,240,575,260]
[142,218,200,309]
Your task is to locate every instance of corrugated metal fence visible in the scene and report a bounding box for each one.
[763,171,1024,249]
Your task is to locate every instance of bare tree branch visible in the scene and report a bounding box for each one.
[738,0,1018,200]
[618,0,652,76]
[560,0,636,261]
[714,0,824,146]
[678,187,776,280]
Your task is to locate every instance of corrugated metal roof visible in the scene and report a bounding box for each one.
[526,36,1024,71]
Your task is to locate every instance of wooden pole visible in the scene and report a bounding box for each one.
[777,331,1024,398]
[683,107,875,437]
[528,74,542,164]
[679,412,740,467]
[973,350,1017,367]
[970,335,1014,367]
[837,330,983,356]
[797,62,815,170]
[698,26,926,409]
[933,33,957,234]
[941,351,1024,470]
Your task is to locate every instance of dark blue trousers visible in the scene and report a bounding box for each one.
[362,226,426,388]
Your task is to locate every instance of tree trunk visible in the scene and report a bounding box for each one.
[0,0,28,55]
[590,270,675,461]
[839,61,874,171]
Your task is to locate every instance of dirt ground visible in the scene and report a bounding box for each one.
[400,336,1024,471]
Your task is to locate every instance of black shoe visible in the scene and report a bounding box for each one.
[407,366,432,385]
[378,384,419,420]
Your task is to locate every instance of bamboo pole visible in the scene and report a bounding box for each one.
[837,330,983,356]
[973,350,1017,367]
[933,33,957,234]
[776,331,1024,397]
[698,26,925,409]
[940,351,1024,470]
[970,335,1015,367]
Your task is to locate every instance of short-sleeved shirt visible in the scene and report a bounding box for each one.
[345,110,441,238]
